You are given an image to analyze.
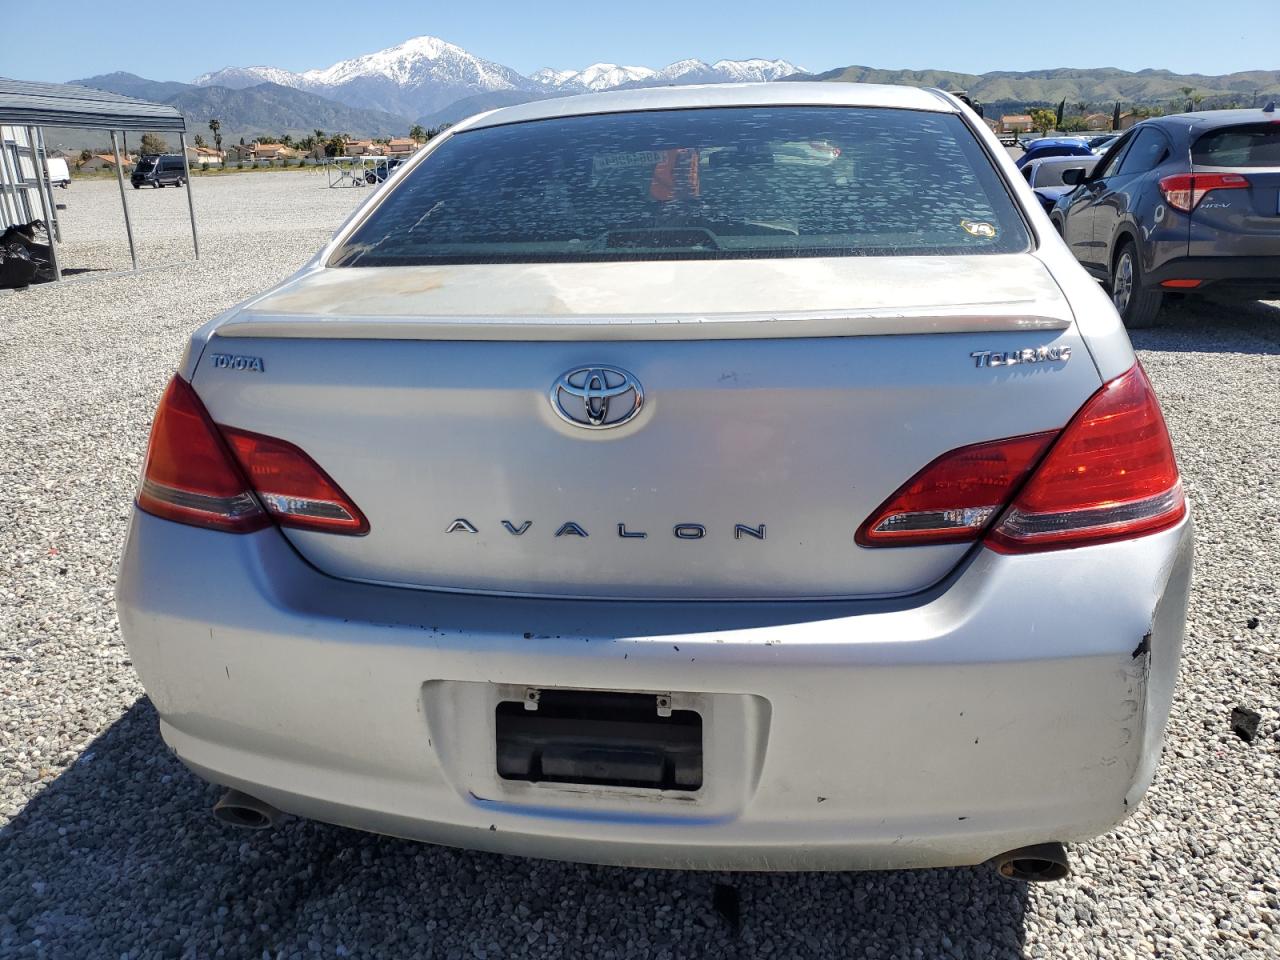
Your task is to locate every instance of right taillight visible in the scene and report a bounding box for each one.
[856,432,1058,547]
[985,364,1185,553]
[1158,172,1250,212]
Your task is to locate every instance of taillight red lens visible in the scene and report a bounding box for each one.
[986,364,1184,553]
[136,375,368,536]
[136,376,269,532]
[1158,172,1250,212]
[856,432,1058,546]
[220,427,369,535]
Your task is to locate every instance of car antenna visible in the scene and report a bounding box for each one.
[1262,101,1276,113]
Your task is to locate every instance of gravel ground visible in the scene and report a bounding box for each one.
[1,172,1278,959]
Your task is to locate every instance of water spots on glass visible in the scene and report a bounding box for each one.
[331,107,1028,266]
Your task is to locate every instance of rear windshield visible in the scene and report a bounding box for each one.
[330,106,1030,266]
[1192,124,1280,167]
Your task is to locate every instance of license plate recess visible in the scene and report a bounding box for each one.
[496,689,702,791]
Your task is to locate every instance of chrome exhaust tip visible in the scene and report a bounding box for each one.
[212,789,282,830]
[991,842,1070,883]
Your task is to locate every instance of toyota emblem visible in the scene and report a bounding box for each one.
[550,366,644,429]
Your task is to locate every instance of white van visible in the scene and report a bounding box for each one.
[46,157,70,188]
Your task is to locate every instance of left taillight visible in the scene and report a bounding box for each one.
[220,427,369,535]
[136,375,270,533]
[137,375,368,536]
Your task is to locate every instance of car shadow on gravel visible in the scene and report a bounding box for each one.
[1130,298,1280,355]
[1,700,1031,958]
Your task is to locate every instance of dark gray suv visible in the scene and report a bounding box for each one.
[1052,108,1280,327]
[131,154,187,189]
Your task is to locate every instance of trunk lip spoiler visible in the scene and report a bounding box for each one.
[214,309,1070,342]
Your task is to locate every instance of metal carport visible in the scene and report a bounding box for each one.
[0,77,198,281]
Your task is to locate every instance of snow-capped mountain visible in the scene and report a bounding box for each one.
[195,36,535,118]
[535,58,805,92]
[297,35,528,93]
[705,58,804,83]
[531,63,658,93]
[193,37,804,124]
[192,65,307,90]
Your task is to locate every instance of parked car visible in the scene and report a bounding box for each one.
[363,156,405,184]
[1087,134,1120,155]
[117,82,1191,883]
[45,157,71,188]
[1014,137,1094,168]
[1052,108,1280,327]
[131,154,186,189]
[1021,155,1100,214]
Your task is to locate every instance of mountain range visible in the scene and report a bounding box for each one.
[797,65,1280,107]
[190,36,805,120]
[66,73,417,147]
[64,35,1280,150]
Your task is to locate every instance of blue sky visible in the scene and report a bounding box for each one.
[10,0,1278,82]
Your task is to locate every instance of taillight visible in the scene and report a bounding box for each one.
[857,364,1185,553]
[856,432,1058,546]
[136,376,269,532]
[221,427,369,535]
[1158,172,1250,212]
[136,375,368,536]
[986,364,1184,553]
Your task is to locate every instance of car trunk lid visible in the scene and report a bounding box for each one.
[192,255,1101,600]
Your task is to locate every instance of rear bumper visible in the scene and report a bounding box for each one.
[1147,256,1280,294]
[117,510,1193,871]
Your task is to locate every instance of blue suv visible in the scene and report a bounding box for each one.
[1051,108,1280,327]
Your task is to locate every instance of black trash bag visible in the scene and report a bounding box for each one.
[2,219,50,255]
[1,218,48,245]
[0,241,39,290]
[0,220,56,286]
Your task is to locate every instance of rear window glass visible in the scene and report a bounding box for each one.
[1192,124,1280,167]
[331,106,1029,266]
[1032,160,1095,187]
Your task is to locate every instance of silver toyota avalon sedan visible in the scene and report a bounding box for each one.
[116,82,1192,882]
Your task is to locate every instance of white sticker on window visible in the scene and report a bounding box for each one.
[960,219,997,239]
